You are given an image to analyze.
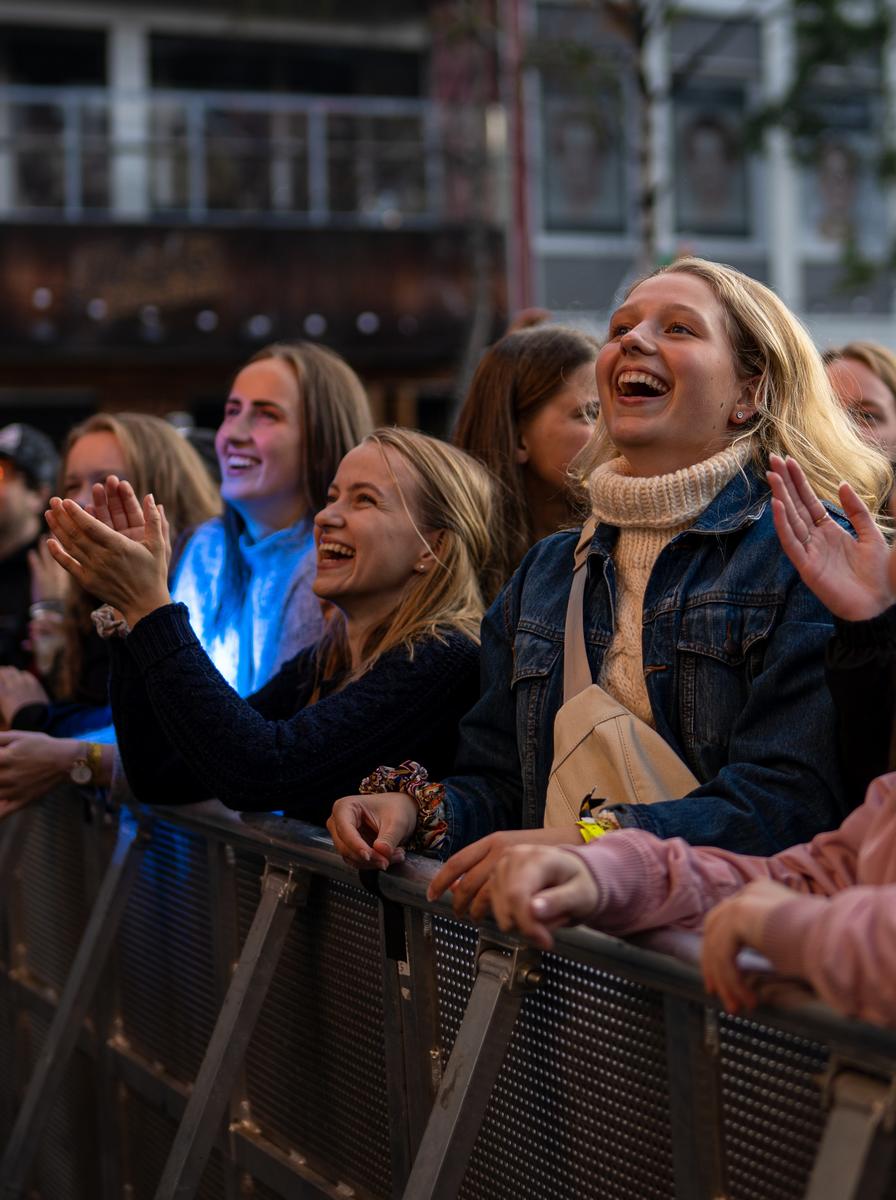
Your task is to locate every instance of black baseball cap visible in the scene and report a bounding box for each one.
[0,423,59,489]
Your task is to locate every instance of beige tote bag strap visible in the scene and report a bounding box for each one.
[563,519,598,704]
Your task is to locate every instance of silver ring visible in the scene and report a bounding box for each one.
[798,530,812,545]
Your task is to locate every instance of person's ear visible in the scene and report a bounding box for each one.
[415,530,444,574]
[730,378,759,426]
[515,431,530,465]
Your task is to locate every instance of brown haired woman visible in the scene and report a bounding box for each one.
[171,340,373,696]
[453,325,600,599]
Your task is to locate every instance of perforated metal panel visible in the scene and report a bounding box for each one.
[238,855,393,1197]
[432,917,676,1200]
[0,978,16,1147]
[719,1014,828,1200]
[248,1177,294,1200]
[26,1012,99,1200]
[121,1088,229,1200]
[117,820,219,1082]
[18,797,91,992]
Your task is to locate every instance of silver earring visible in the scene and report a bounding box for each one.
[735,410,745,421]
[415,563,427,573]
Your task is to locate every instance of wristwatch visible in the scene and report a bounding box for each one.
[69,742,103,786]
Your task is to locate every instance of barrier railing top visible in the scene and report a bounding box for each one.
[141,797,896,1071]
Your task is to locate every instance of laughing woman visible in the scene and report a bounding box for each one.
[328,257,892,907]
[171,341,372,696]
[44,430,492,821]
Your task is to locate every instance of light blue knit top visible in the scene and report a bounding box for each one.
[170,514,324,696]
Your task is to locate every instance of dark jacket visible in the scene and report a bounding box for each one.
[0,534,40,669]
[110,603,480,824]
[826,605,896,805]
[439,468,849,858]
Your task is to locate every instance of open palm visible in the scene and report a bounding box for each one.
[89,476,172,568]
[767,453,896,621]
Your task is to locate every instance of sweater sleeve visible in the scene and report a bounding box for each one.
[757,887,896,1025]
[114,603,478,820]
[568,781,879,935]
[108,634,215,806]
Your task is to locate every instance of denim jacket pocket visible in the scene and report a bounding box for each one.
[511,625,563,686]
[676,599,779,751]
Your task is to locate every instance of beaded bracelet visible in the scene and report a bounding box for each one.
[358,759,449,854]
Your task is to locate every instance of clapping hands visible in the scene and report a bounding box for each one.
[45,477,173,629]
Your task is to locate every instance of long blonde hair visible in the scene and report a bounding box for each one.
[316,428,495,681]
[576,256,893,514]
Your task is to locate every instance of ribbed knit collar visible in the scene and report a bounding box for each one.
[588,442,749,530]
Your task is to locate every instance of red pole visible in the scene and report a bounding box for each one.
[504,0,534,312]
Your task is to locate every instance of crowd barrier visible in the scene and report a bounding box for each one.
[1,789,896,1200]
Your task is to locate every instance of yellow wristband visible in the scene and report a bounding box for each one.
[577,819,608,844]
[86,743,103,779]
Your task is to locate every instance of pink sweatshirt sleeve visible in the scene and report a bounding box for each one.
[758,887,896,1025]
[568,780,885,937]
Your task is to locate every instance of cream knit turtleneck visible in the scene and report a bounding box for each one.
[588,443,747,726]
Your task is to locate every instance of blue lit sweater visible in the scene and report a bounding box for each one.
[109,603,480,824]
[170,514,324,696]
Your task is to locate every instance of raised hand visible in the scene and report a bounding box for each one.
[27,537,70,606]
[90,477,173,569]
[767,453,896,621]
[45,493,171,628]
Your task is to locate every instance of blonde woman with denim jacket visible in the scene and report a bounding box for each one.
[329,258,892,924]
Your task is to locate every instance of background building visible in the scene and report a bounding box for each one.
[0,0,892,438]
[526,0,896,350]
[0,0,506,438]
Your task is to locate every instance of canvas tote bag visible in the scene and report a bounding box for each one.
[543,521,699,828]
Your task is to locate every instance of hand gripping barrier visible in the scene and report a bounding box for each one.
[2,789,896,1200]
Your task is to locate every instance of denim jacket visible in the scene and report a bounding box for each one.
[441,467,847,858]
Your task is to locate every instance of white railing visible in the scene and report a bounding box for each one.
[0,85,487,227]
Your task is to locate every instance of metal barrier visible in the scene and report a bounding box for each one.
[2,789,896,1199]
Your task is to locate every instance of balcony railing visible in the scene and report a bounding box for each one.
[0,85,491,227]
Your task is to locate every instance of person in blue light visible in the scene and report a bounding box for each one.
[44,429,493,826]
[171,341,373,697]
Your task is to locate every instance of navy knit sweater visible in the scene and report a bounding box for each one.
[109,603,480,825]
